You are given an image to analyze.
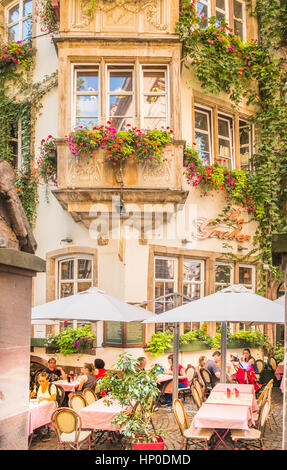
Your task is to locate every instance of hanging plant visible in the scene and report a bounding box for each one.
[0,41,33,68]
[37,135,57,185]
[35,0,59,35]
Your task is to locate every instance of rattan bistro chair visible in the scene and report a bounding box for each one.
[55,384,65,407]
[69,393,87,412]
[51,408,91,450]
[199,368,213,397]
[256,359,265,376]
[82,388,97,405]
[194,379,204,403]
[191,385,203,410]
[268,357,277,372]
[173,399,212,450]
[231,400,271,450]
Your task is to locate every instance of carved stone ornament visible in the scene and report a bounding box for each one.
[77,0,168,31]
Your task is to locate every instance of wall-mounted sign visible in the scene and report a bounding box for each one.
[192,209,252,243]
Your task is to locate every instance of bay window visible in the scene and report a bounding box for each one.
[154,256,177,332]
[7,0,32,42]
[182,259,205,332]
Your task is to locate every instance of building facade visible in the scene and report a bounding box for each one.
[0,0,279,363]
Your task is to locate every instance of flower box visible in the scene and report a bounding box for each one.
[132,435,165,450]
[166,340,211,352]
[31,338,48,348]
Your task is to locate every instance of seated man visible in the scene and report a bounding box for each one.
[42,357,67,382]
[205,351,221,386]
[136,357,147,371]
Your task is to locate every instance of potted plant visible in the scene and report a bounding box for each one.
[97,353,165,450]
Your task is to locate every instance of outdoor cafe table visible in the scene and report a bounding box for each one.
[28,400,57,446]
[275,362,284,381]
[78,397,132,431]
[55,379,80,392]
[189,383,258,450]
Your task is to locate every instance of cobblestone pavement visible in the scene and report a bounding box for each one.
[30,387,283,451]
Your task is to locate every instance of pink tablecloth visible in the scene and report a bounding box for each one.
[190,403,252,432]
[55,380,80,392]
[79,397,131,431]
[212,383,258,412]
[28,401,57,435]
[280,374,285,393]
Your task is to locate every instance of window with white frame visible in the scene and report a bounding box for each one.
[57,256,93,299]
[194,106,213,165]
[74,66,100,128]
[7,0,32,42]
[239,264,256,291]
[182,259,205,332]
[141,65,169,130]
[196,0,210,27]
[154,256,177,332]
[215,262,234,291]
[233,0,246,41]
[217,113,234,168]
[107,65,135,131]
[215,0,229,26]
[239,119,253,170]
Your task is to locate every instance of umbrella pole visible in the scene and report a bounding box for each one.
[172,321,179,407]
[220,321,227,383]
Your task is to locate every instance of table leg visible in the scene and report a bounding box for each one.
[212,429,231,450]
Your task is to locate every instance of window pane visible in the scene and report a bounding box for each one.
[9,5,19,23]
[219,138,231,158]
[143,97,166,121]
[60,283,74,298]
[234,0,243,19]
[78,259,92,279]
[183,261,201,282]
[60,260,74,280]
[239,266,253,285]
[109,71,133,92]
[155,259,174,280]
[234,20,243,39]
[195,111,208,131]
[218,119,230,137]
[75,117,98,128]
[109,95,133,118]
[183,283,201,300]
[8,24,19,42]
[216,264,232,285]
[77,281,92,292]
[216,12,226,25]
[197,2,208,27]
[23,18,32,41]
[144,117,167,129]
[76,95,98,117]
[240,125,250,146]
[155,281,164,298]
[143,71,166,93]
[216,0,226,10]
[126,322,143,344]
[195,132,210,161]
[106,321,123,344]
[76,72,98,92]
[24,0,33,16]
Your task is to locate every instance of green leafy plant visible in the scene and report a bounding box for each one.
[37,135,57,185]
[146,330,174,356]
[177,0,287,293]
[47,325,95,355]
[274,346,284,364]
[97,353,164,445]
[213,329,271,349]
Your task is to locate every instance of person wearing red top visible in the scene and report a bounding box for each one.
[163,354,188,406]
[94,358,107,396]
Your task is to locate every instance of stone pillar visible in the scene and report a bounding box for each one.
[0,249,45,450]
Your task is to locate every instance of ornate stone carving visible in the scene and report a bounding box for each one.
[68,154,104,186]
[76,0,167,31]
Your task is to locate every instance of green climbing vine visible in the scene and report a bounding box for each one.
[177,0,287,292]
[0,39,58,225]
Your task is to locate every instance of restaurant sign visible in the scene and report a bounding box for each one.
[192,209,252,243]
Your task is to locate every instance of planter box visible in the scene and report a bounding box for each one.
[31,338,48,348]
[132,436,165,450]
[166,341,211,352]
[226,341,255,349]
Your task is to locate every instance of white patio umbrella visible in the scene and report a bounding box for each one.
[31,286,153,322]
[144,284,284,401]
[275,295,285,306]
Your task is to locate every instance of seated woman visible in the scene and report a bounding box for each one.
[68,363,98,399]
[163,354,188,406]
[194,355,206,390]
[94,358,107,380]
[30,371,57,403]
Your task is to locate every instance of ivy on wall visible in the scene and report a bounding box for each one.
[0,39,58,225]
[177,0,287,291]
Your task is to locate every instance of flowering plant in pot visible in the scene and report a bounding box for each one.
[37,135,57,185]
[97,353,165,449]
